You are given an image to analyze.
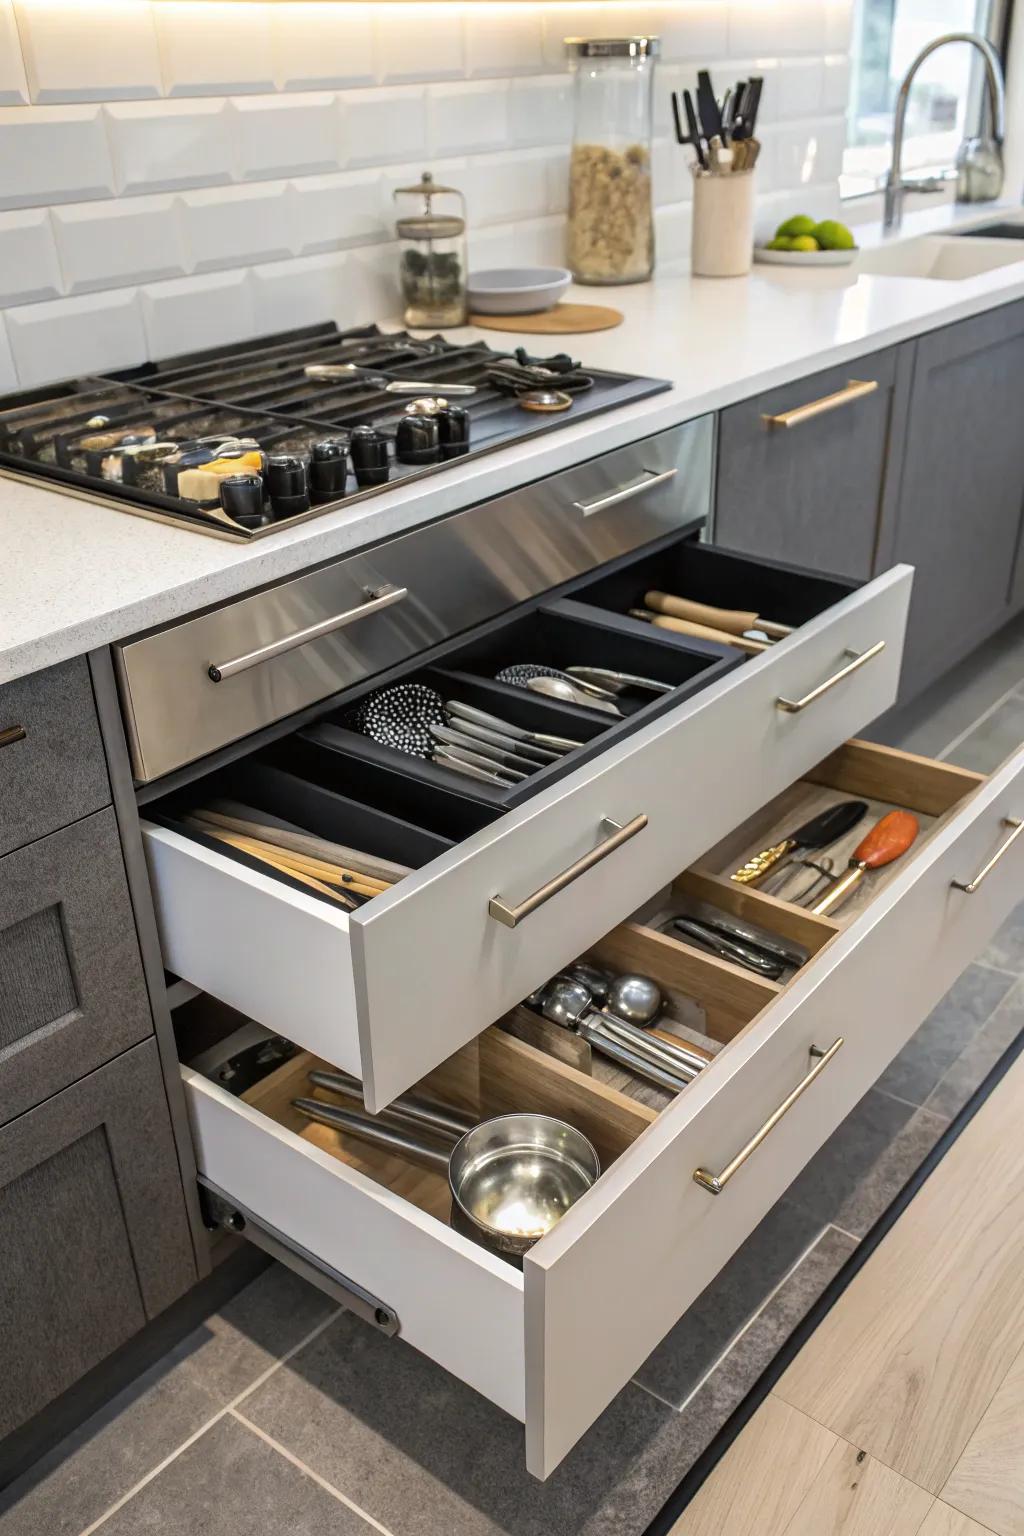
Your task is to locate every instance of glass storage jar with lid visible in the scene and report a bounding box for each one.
[565,37,659,285]
[394,171,468,328]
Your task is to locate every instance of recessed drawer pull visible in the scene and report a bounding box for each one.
[488,814,648,929]
[951,816,1024,894]
[0,724,26,749]
[572,467,678,517]
[776,640,886,714]
[693,1037,845,1195]
[207,584,409,682]
[762,379,878,430]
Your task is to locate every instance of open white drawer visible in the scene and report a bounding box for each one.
[147,562,911,1110]
[183,738,1024,1479]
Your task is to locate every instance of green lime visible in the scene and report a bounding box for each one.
[766,236,794,250]
[814,219,856,250]
[790,235,821,252]
[775,214,817,239]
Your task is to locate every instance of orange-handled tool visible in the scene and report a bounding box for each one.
[811,810,919,916]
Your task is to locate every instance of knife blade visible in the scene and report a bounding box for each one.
[730,800,869,886]
[696,70,723,142]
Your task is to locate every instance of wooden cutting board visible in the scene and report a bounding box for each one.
[469,303,624,335]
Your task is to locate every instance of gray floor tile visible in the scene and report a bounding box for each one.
[244,1310,689,1536]
[877,963,1017,1106]
[0,1262,335,1536]
[874,614,1024,758]
[97,1414,374,1536]
[927,979,1024,1119]
[785,1086,917,1226]
[983,898,1024,973]
[835,1105,949,1238]
[633,1198,823,1407]
[944,690,1024,773]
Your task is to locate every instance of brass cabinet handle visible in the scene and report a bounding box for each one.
[488,814,648,928]
[0,725,26,749]
[951,816,1024,893]
[762,379,879,430]
[572,467,678,517]
[694,1037,844,1195]
[776,640,886,714]
[208,584,408,682]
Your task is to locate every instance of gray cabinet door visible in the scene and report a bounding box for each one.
[715,346,908,582]
[0,808,154,1125]
[0,1038,196,1440]
[0,657,110,858]
[883,301,1024,699]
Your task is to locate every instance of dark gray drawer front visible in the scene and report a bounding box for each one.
[0,656,110,857]
[0,809,154,1124]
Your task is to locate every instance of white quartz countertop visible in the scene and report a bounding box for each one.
[3,201,1024,685]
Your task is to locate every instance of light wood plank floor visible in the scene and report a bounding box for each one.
[671,1051,1024,1536]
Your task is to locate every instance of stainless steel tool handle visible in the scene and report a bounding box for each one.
[385,380,477,396]
[208,584,408,682]
[951,816,1024,893]
[762,379,878,430]
[776,641,886,714]
[293,1098,451,1171]
[0,724,26,750]
[578,1021,691,1094]
[488,814,648,928]
[693,1038,844,1194]
[572,467,678,517]
[594,1010,704,1080]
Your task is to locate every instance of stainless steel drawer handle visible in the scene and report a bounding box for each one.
[207,584,409,682]
[776,640,886,714]
[488,814,648,929]
[951,816,1024,894]
[0,724,26,750]
[763,379,878,430]
[572,467,677,517]
[694,1037,844,1195]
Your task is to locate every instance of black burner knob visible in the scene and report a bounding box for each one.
[395,413,440,466]
[309,438,349,503]
[219,474,270,529]
[265,455,310,519]
[436,405,470,459]
[349,426,390,487]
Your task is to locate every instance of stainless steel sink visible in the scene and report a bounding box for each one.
[858,234,1024,281]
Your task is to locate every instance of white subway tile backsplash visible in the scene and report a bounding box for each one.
[374,8,463,83]
[508,75,572,149]
[467,215,564,272]
[180,182,295,271]
[460,150,551,228]
[465,10,544,78]
[106,100,233,194]
[0,106,114,210]
[6,287,145,385]
[429,80,509,157]
[15,0,161,103]
[0,316,17,391]
[824,0,854,53]
[52,195,185,292]
[248,250,351,332]
[0,0,30,102]
[140,269,254,358]
[822,53,851,114]
[660,3,730,63]
[652,137,690,209]
[0,210,62,304]
[273,3,375,90]
[339,86,428,167]
[293,169,388,254]
[655,200,692,262]
[546,149,570,216]
[344,242,401,323]
[154,1,274,96]
[774,117,846,190]
[776,58,825,117]
[729,0,825,57]
[230,93,339,180]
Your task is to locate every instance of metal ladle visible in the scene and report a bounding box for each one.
[526,675,622,716]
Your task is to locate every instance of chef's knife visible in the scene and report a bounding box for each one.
[730,800,869,886]
[810,811,919,916]
[696,70,723,143]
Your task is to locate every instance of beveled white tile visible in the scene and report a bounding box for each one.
[546,148,570,215]
[374,7,463,84]
[0,106,114,210]
[52,194,186,292]
[0,315,17,391]
[6,288,146,386]
[179,182,295,272]
[655,199,693,261]
[338,85,428,168]
[106,99,233,194]
[824,0,854,53]
[776,58,825,118]
[140,269,255,359]
[15,0,161,103]
[729,0,825,58]
[248,250,352,333]
[467,215,564,271]
[653,136,690,209]
[230,94,339,180]
[0,0,30,103]
[508,75,572,148]
[343,241,402,324]
[460,149,550,228]
[154,0,274,96]
[273,2,375,90]
[822,54,851,115]
[465,9,544,78]
[0,209,62,304]
[659,2,731,62]
[429,80,509,157]
[292,168,388,254]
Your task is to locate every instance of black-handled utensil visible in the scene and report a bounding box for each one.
[731,800,870,886]
[696,69,723,142]
[682,89,708,170]
[669,914,806,970]
[670,918,786,979]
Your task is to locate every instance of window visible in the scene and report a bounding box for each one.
[842,0,1003,198]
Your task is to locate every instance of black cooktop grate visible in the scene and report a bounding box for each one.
[0,322,668,540]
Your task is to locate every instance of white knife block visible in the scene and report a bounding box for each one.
[691,169,755,278]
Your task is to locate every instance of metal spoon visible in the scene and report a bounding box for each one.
[445,700,582,753]
[567,666,673,696]
[429,723,540,776]
[526,676,622,716]
[538,979,691,1094]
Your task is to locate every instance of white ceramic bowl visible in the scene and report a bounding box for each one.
[753,246,858,267]
[468,267,573,315]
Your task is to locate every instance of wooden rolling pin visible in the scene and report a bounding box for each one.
[645,591,792,639]
[629,610,769,655]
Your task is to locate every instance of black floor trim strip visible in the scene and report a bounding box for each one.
[643,1022,1024,1536]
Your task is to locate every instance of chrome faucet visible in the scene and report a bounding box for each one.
[883,32,1005,230]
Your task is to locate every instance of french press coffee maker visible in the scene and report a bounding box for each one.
[394,171,469,328]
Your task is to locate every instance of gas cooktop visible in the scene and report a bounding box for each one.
[0,322,668,541]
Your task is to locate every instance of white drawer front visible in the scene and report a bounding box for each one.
[524,744,1024,1477]
[145,566,911,1110]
